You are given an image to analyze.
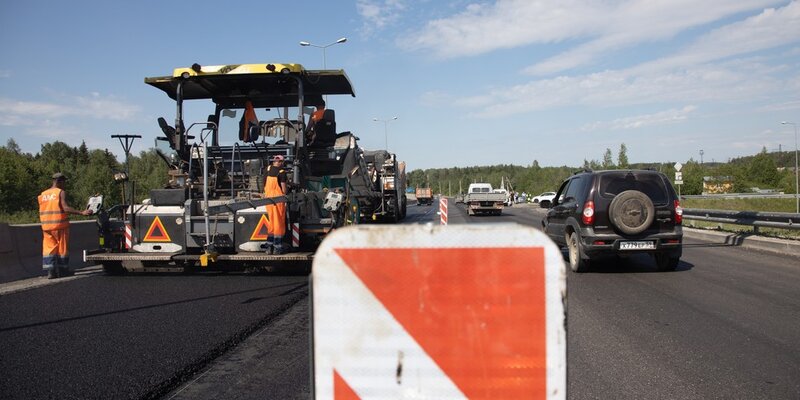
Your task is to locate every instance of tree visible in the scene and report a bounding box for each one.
[618,143,629,169]
[602,148,614,169]
[747,148,780,189]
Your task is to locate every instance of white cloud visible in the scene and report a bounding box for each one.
[0,93,140,125]
[357,0,407,36]
[400,0,784,69]
[453,60,781,118]
[582,106,698,131]
[630,1,800,75]
[418,2,800,118]
[0,70,10,78]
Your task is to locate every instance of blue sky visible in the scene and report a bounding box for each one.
[1,0,799,171]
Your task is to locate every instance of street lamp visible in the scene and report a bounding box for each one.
[781,121,799,213]
[373,116,398,150]
[299,37,347,69]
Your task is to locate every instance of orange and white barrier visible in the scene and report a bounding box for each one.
[292,222,300,248]
[439,197,448,225]
[124,224,132,249]
[312,224,566,399]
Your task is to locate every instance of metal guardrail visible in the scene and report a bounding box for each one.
[683,208,800,231]
[682,193,795,199]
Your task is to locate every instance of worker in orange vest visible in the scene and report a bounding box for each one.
[264,155,288,254]
[39,173,91,279]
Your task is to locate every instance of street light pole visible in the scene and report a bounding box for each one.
[373,117,398,150]
[299,37,346,104]
[299,37,347,70]
[781,121,799,213]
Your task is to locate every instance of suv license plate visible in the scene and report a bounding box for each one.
[620,241,655,250]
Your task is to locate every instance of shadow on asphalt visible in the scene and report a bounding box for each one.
[560,250,695,273]
[682,233,748,248]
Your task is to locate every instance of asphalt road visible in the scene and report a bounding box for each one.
[1,199,799,399]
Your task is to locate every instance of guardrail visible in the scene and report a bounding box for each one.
[682,208,800,231]
[682,193,795,199]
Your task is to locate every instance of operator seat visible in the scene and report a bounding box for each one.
[307,109,336,148]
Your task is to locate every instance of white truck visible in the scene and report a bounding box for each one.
[463,183,505,216]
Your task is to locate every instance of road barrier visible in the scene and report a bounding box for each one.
[439,197,448,225]
[0,220,98,284]
[683,208,800,232]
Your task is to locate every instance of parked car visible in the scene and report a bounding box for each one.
[531,191,557,207]
[541,169,683,272]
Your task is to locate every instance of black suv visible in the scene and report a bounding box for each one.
[542,169,683,272]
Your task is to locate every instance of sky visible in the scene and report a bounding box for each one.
[1,0,799,171]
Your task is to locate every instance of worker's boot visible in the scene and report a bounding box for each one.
[47,268,58,279]
[59,267,74,277]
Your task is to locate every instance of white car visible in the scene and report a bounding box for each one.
[531,191,556,207]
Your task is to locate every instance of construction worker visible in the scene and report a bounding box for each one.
[39,173,91,279]
[264,155,288,254]
[306,100,325,134]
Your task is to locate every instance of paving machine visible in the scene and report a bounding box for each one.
[84,62,397,273]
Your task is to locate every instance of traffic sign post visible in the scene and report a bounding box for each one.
[674,163,683,197]
[312,224,566,399]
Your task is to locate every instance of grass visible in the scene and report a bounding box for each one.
[681,197,800,240]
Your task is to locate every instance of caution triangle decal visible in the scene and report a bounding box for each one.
[335,247,547,399]
[250,214,270,241]
[143,216,171,242]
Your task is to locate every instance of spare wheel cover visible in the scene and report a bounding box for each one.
[608,190,655,235]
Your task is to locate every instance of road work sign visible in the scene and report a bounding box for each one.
[312,224,566,399]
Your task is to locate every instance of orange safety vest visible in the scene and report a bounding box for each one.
[311,108,325,123]
[39,188,69,231]
[240,100,259,142]
[264,165,286,237]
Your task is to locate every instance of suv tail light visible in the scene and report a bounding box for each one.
[674,200,683,225]
[582,201,595,225]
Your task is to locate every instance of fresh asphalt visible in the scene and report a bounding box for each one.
[1,199,798,399]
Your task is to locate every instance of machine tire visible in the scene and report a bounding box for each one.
[609,190,655,235]
[567,232,590,273]
[540,200,550,208]
[102,261,126,275]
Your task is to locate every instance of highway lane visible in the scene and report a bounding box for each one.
[0,272,308,399]
[464,202,800,399]
[2,200,799,399]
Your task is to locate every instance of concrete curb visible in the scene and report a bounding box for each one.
[0,220,98,284]
[682,227,800,259]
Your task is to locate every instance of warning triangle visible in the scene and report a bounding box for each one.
[143,216,171,242]
[335,247,547,399]
[250,214,270,241]
[334,369,361,400]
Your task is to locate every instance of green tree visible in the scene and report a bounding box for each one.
[0,143,38,214]
[618,143,629,169]
[746,148,780,189]
[602,148,614,169]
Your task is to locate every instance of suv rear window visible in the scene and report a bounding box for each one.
[598,173,669,205]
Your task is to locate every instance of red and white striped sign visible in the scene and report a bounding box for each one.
[312,225,566,399]
[124,223,132,249]
[439,197,448,225]
[292,222,301,248]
